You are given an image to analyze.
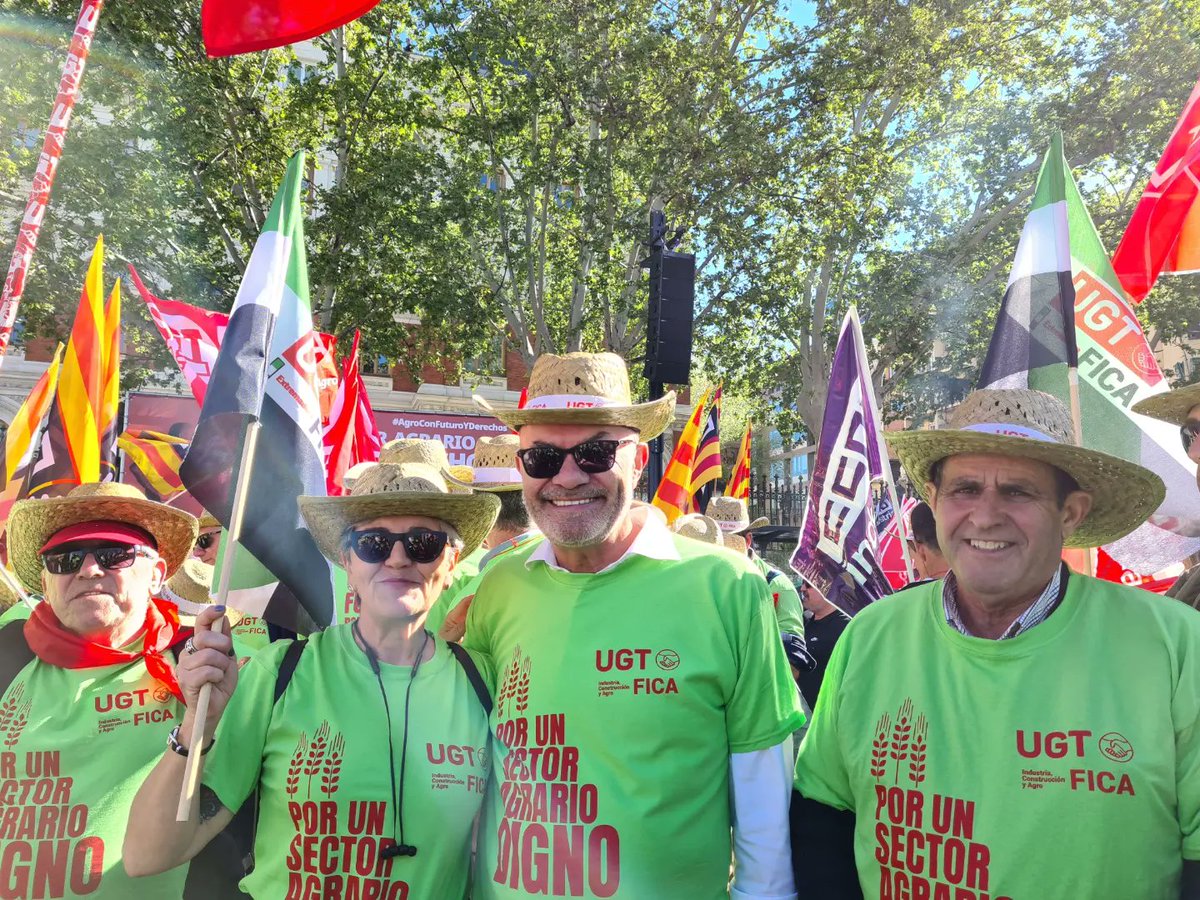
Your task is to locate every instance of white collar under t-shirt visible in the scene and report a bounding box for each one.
[525,506,680,575]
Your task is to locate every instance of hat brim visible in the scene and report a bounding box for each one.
[1132,384,1200,427]
[715,516,769,534]
[473,392,677,441]
[299,491,501,566]
[885,429,1165,548]
[442,470,525,493]
[9,495,199,592]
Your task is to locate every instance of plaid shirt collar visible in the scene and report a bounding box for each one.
[942,562,1068,640]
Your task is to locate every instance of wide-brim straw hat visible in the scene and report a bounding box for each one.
[447,434,523,492]
[342,461,377,491]
[0,573,16,610]
[1132,383,1200,427]
[9,483,199,592]
[475,352,676,440]
[707,496,768,533]
[671,513,722,545]
[198,512,220,530]
[299,462,500,565]
[379,439,472,494]
[885,388,1165,548]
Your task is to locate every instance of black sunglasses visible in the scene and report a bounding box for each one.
[1182,422,1200,456]
[42,544,153,576]
[347,528,450,565]
[195,532,218,551]
[515,439,636,479]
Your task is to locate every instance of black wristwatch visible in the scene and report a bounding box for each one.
[167,724,214,757]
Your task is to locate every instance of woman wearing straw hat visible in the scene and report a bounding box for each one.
[125,462,500,899]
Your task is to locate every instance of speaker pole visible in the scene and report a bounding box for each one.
[647,379,665,499]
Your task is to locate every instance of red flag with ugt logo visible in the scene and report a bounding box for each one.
[202,0,382,57]
[1111,75,1200,303]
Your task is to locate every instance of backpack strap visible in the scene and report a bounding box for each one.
[766,568,781,584]
[447,641,492,716]
[273,639,307,703]
[0,619,35,698]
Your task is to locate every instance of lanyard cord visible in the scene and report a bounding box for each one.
[353,620,429,859]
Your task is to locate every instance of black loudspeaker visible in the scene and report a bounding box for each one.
[644,249,695,384]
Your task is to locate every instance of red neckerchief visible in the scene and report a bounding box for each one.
[24,597,191,702]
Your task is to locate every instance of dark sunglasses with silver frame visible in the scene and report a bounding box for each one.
[344,527,451,565]
[42,544,155,576]
[515,438,636,479]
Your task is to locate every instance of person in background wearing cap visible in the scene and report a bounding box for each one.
[791,388,1200,899]
[434,434,541,640]
[193,511,269,658]
[906,501,949,582]
[466,352,804,900]
[711,496,811,677]
[1134,386,1200,609]
[0,483,198,898]
[124,462,500,900]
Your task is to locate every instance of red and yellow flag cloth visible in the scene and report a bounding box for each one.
[0,342,64,535]
[117,429,188,502]
[27,236,121,497]
[691,386,722,509]
[651,386,712,524]
[725,423,752,500]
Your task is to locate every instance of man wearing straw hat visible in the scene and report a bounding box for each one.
[0,482,198,898]
[710,496,807,646]
[434,433,540,639]
[791,387,1200,899]
[467,352,804,899]
[1133,385,1200,608]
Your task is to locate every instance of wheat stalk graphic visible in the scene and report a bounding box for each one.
[304,722,330,798]
[3,700,31,749]
[908,714,929,786]
[0,683,25,739]
[514,659,532,714]
[321,733,346,797]
[890,698,914,784]
[870,711,891,780]
[286,731,308,798]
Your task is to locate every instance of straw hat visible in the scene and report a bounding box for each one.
[475,352,676,439]
[707,496,768,533]
[671,513,722,545]
[198,512,220,530]
[885,388,1165,548]
[0,574,16,611]
[1132,383,1200,427]
[722,531,749,552]
[447,434,523,492]
[159,558,244,627]
[342,461,377,491]
[378,439,472,494]
[8,483,199,592]
[299,462,500,564]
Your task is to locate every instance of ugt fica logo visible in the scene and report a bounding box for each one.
[595,647,681,671]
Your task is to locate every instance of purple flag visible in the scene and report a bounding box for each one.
[792,308,893,614]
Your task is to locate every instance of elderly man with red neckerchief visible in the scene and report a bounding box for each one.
[0,482,198,899]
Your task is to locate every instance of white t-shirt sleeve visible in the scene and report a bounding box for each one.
[730,737,798,900]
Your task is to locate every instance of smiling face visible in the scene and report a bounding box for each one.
[41,539,167,645]
[517,423,647,550]
[340,514,461,628]
[927,453,1092,611]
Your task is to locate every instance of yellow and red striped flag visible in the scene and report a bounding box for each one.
[27,236,121,496]
[99,277,120,478]
[725,423,752,500]
[0,343,65,531]
[691,386,722,510]
[117,429,188,502]
[651,386,712,524]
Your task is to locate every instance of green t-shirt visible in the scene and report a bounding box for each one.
[428,535,543,636]
[794,574,1200,900]
[204,625,491,900]
[464,535,805,899]
[0,652,188,898]
[752,554,806,637]
[0,602,33,627]
[229,613,271,659]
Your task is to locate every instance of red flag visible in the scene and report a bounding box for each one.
[323,331,381,494]
[651,388,712,523]
[725,424,752,500]
[202,0,381,57]
[1112,75,1200,302]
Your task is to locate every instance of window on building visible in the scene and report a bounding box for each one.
[361,354,390,376]
[463,335,505,378]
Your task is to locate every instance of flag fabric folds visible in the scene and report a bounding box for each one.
[202,0,382,57]
[1111,76,1200,303]
[180,152,335,631]
[323,330,381,495]
[979,133,1200,573]
[651,387,712,524]
[27,237,120,497]
[0,343,64,532]
[692,386,722,512]
[117,429,188,502]
[791,308,893,613]
[725,424,752,501]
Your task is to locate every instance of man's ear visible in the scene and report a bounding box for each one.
[632,442,650,477]
[149,556,168,594]
[925,483,938,507]
[1059,490,1093,540]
